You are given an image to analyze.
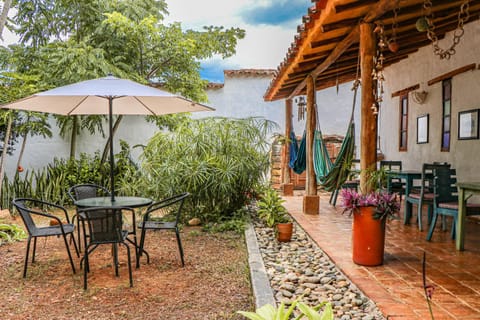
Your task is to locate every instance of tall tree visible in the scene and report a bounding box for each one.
[6,0,244,159]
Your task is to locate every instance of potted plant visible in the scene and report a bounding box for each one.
[257,187,293,242]
[340,188,400,266]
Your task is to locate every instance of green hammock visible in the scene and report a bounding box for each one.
[314,122,355,191]
[313,79,359,192]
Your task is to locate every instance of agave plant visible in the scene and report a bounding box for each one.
[237,299,333,320]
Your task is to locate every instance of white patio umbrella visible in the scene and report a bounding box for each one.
[1,75,214,201]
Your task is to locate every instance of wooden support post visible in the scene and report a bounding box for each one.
[303,75,319,214]
[359,22,377,194]
[282,99,294,196]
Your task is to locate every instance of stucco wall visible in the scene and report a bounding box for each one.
[379,20,480,181]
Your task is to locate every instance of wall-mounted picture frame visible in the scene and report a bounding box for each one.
[417,114,429,144]
[458,109,479,140]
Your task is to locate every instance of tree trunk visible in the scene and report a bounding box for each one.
[0,115,13,200]
[101,115,123,163]
[0,0,12,40]
[16,134,27,170]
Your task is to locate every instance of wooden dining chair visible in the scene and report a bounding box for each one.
[404,162,450,231]
[427,167,480,241]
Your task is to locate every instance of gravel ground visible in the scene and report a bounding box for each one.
[253,220,386,320]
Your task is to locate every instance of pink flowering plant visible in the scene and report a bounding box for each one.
[340,188,400,220]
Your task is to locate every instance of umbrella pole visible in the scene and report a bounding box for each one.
[109,96,115,202]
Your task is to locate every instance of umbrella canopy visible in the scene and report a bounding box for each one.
[1,75,214,200]
[3,75,213,115]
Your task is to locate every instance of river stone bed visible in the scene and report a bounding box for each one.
[254,221,386,320]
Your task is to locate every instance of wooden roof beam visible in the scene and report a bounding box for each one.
[286,0,406,100]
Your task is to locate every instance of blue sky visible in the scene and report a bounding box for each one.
[165,0,312,83]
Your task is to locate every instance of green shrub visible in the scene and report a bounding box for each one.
[1,142,139,209]
[136,117,277,224]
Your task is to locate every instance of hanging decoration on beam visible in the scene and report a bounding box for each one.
[295,96,306,121]
[417,0,470,60]
[388,1,400,53]
[372,22,386,117]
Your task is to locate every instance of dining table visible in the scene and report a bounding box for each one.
[386,170,422,225]
[74,196,153,208]
[456,182,480,251]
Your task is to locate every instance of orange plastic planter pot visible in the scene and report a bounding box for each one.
[352,206,386,266]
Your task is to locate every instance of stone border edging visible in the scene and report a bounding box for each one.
[245,223,276,309]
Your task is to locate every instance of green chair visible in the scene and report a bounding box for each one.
[427,167,480,241]
[405,162,450,231]
[380,160,405,201]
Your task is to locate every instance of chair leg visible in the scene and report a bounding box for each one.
[136,227,150,268]
[417,201,423,231]
[451,217,457,240]
[122,242,133,287]
[23,236,32,278]
[427,205,433,226]
[62,233,76,274]
[426,211,439,241]
[84,245,90,290]
[329,190,335,205]
[331,189,339,207]
[69,233,80,257]
[404,200,413,224]
[113,244,119,277]
[32,237,37,263]
[175,229,185,267]
[76,213,82,253]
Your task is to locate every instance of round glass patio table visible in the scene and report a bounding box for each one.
[74,196,152,208]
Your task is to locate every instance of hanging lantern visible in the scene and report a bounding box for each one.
[388,40,399,53]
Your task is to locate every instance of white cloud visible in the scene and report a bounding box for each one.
[164,0,298,69]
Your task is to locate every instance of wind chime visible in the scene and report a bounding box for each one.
[295,96,306,121]
[416,0,470,60]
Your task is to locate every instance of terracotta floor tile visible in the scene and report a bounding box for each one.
[285,193,480,320]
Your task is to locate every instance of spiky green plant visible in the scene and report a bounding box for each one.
[134,117,277,223]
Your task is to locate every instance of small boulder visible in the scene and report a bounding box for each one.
[188,217,201,226]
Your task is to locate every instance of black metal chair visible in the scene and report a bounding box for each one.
[405,163,450,231]
[79,206,134,289]
[12,198,79,278]
[137,192,190,268]
[68,184,111,252]
[427,167,480,241]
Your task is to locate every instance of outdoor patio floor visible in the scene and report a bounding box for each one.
[283,192,480,320]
